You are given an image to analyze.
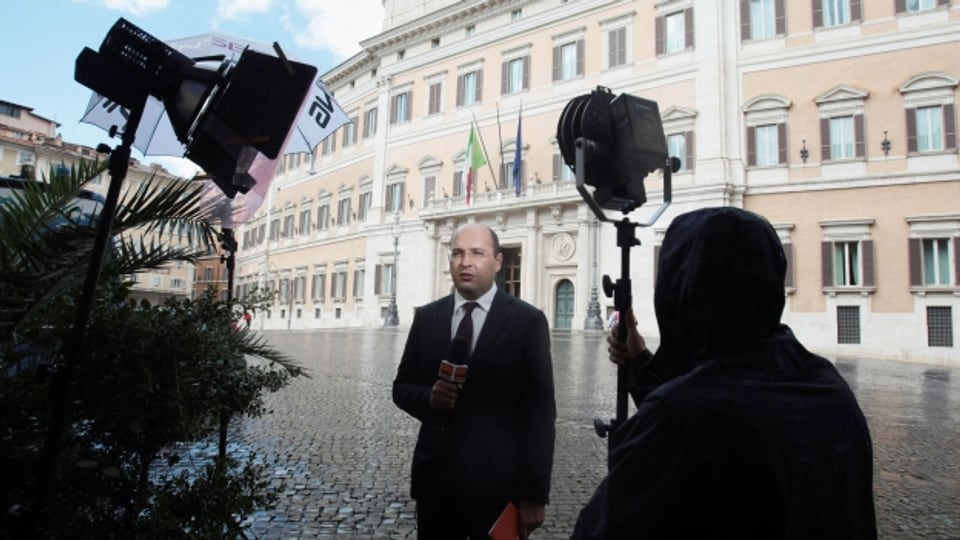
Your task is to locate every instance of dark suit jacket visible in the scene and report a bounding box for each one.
[392,288,556,506]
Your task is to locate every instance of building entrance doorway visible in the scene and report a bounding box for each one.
[555,279,574,329]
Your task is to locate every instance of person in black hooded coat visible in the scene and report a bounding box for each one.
[572,207,876,540]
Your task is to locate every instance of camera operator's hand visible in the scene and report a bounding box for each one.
[429,380,461,410]
[607,309,646,365]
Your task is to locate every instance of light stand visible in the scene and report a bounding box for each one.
[29,102,145,537]
[217,228,237,459]
[556,86,675,468]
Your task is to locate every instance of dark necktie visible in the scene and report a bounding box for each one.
[455,302,478,349]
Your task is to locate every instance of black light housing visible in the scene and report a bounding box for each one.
[557,85,675,216]
[75,17,317,198]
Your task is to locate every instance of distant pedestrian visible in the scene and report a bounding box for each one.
[242,310,252,329]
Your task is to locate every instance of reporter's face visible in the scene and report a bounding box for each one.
[449,225,502,300]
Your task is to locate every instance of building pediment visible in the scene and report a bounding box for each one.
[742,94,792,112]
[815,85,869,105]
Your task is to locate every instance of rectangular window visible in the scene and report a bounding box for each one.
[283,215,295,238]
[755,124,779,166]
[503,57,527,95]
[385,182,405,213]
[668,133,688,170]
[750,0,776,39]
[341,117,357,147]
[171,278,185,288]
[607,27,627,68]
[428,82,442,115]
[837,306,861,344]
[317,204,330,230]
[823,0,851,27]
[299,209,311,236]
[337,198,351,226]
[363,107,378,138]
[916,106,945,152]
[294,275,306,302]
[460,71,481,106]
[269,218,280,241]
[830,116,855,159]
[927,306,953,347]
[391,92,411,124]
[908,0,936,12]
[560,42,579,80]
[358,192,372,221]
[665,12,686,53]
[834,241,860,286]
[321,134,337,155]
[922,238,952,285]
[332,270,347,300]
[465,25,475,37]
[423,175,437,206]
[353,269,365,298]
[383,263,396,295]
[312,273,326,301]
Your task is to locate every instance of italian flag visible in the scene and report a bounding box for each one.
[462,124,487,206]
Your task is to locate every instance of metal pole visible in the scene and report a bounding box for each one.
[218,227,236,460]
[30,104,143,536]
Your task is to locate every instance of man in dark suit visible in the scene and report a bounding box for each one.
[393,223,556,539]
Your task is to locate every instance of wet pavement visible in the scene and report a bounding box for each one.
[231,329,959,539]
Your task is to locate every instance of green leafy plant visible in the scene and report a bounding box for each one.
[0,163,304,538]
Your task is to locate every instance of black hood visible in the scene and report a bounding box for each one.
[653,207,786,363]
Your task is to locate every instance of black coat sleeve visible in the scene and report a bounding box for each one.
[517,308,556,504]
[392,306,446,426]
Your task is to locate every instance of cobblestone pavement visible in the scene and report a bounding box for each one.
[230,329,959,539]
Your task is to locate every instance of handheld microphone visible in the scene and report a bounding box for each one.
[438,335,470,383]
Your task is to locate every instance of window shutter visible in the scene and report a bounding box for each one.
[939,0,950,5]
[501,61,509,95]
[456,74,464,106]
[854,114,865,158]
[476,70,483,102]
[822,241,834,287]
[385,184,394,211]
[821,118,831,161]
[908,238,922,286]
[655,15,665,55]
[906,108,918,152]
[747,126,756,166]
[499,162,508,188]
[375,265,382,295]
[850,0,862,21]
[608,29,619,65]
[453,171,463,196]
[862,240,875,287]
[944,104,956,150]
[895,0,907,12]
[429,83,439,115]
[404,91,412,120]
[353,270,359,298]
[784,243,794,289]
[330,273,337,300]
[522,56,530,90]
[740,0,751,41]
[685,8,695,49]
[390,95,398,124]
[775,0,786,34]
[400,183,406,207]
[778,123,787,164]
[576,39,585,76]
[812,0,823,28]
[686,131,696,170]
[553,154,562,181]
[552,45,561,81]
[955,238,960,285]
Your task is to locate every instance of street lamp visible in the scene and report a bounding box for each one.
[383,211,400,326]
[585,217,604,330]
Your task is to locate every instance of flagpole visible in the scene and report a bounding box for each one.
[496,104,504,189]
[471,114,498,191]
